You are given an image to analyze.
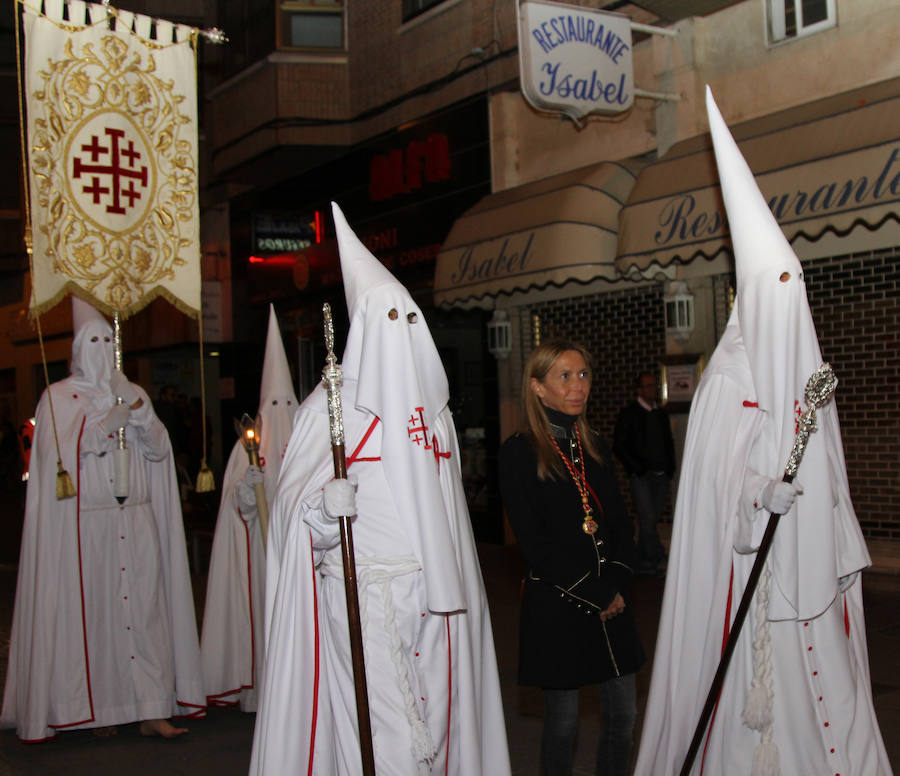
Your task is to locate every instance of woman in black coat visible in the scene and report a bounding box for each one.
[499,338,644,776]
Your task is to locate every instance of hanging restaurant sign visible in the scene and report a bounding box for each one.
[517,0,634,124]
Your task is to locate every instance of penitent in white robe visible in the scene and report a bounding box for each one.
[635,88,890,776]
[1,378,205,741]
[199,440,267,711]
[249,379,510,776]
[201,303,297,712]
[633,322,891,775]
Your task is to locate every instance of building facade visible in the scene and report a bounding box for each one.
[2,0,897,544]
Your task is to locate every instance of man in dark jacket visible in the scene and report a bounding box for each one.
[613,372,675,575]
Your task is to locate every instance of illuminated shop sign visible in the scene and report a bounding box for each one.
[369,133,451,202]
[518,0,634,122]
[251,211,322,254]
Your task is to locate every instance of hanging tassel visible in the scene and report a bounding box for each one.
[743,563,775,730]
[56,461,76,500]
[195,459,215,492]
[750,731,780,776]
[410,718,436,767]
[742,680,773,730]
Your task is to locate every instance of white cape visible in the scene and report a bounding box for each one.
[1,380,205,741]
[200,440,267,710]
[249,379,510,775]
[634,321,890,775]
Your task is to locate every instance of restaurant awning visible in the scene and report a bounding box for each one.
[433,159,644,307]
[616,81,900,275]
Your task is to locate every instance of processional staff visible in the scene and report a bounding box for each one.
[679,363,838,776]
[322,302,376,776]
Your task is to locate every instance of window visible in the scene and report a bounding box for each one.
[279,0,343,49]
[402,0,447,24]
[767,0,835,44]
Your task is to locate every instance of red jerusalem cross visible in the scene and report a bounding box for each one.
[407,407,432,449]
[72,127,148,215]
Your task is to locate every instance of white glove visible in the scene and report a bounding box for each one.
[236,465,264,511]
[100,404,131,434]
[759,479,803,514]
[322,475,358,520]
[109,370,141,406]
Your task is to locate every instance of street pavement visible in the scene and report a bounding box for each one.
[0,542,897,775]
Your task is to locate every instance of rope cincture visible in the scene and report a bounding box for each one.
[320,555,436,770]
[741,562,780,776]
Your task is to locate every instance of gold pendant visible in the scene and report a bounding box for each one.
[582,517,598,535]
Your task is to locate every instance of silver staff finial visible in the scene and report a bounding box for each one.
[322,303,344,447]
[785,363,837,477]
[200,27,229,44]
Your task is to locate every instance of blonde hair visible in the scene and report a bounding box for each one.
[521,338,603,479]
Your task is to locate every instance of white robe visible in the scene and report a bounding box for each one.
[634,324,891,775]
[1,379,205,741]
[200,441,267,710]
[249,379,510,776]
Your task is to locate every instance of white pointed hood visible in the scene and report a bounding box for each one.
[257,305,299,482]
[331,202,464,612]
[706,87,869,619]
[707,86,814,429]
[333,202,449,424]
[69,295,114,395]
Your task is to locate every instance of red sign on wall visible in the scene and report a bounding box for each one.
[369,133,451,202]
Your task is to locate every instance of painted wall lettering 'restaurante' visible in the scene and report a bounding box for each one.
[518,2,634,121]
[653,145,900,247]
[531,15,630,62]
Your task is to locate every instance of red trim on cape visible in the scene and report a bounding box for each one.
[444,615,452,776]
[243,512,257,690]
[174,701,207,719]
[308,537,321,776]
[75,415,96,727]
[346,418,381,464]
[18,734,60,743]
[49,716,94,731]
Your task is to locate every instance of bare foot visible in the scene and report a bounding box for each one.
[92,726,117,738]
[139,719,188,738]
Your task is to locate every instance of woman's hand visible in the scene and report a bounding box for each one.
[600,593,625,622]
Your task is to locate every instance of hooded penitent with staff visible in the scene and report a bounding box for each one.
[1,297,205,740]
[201,305,298,711]
[633,89,890,775]
[249,203,510,775]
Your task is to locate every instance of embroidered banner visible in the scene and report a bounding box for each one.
[23,0,200,318]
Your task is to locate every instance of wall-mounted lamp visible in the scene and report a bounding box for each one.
[664,281,695,343]
[487,309,512,359]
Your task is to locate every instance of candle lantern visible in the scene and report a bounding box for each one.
[237,412,270,548]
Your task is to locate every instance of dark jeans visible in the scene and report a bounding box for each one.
[541,673,637,776]
[629,471,669,569]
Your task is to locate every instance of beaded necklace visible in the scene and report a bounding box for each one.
[549,423,600,535]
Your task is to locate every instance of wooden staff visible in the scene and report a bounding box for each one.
[679,363,837,776]
[322,303,375,776]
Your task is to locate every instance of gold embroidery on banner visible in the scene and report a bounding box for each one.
[29,31,196,317]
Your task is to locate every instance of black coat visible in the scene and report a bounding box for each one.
[613,400,675,477]
[498,416,644,689]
